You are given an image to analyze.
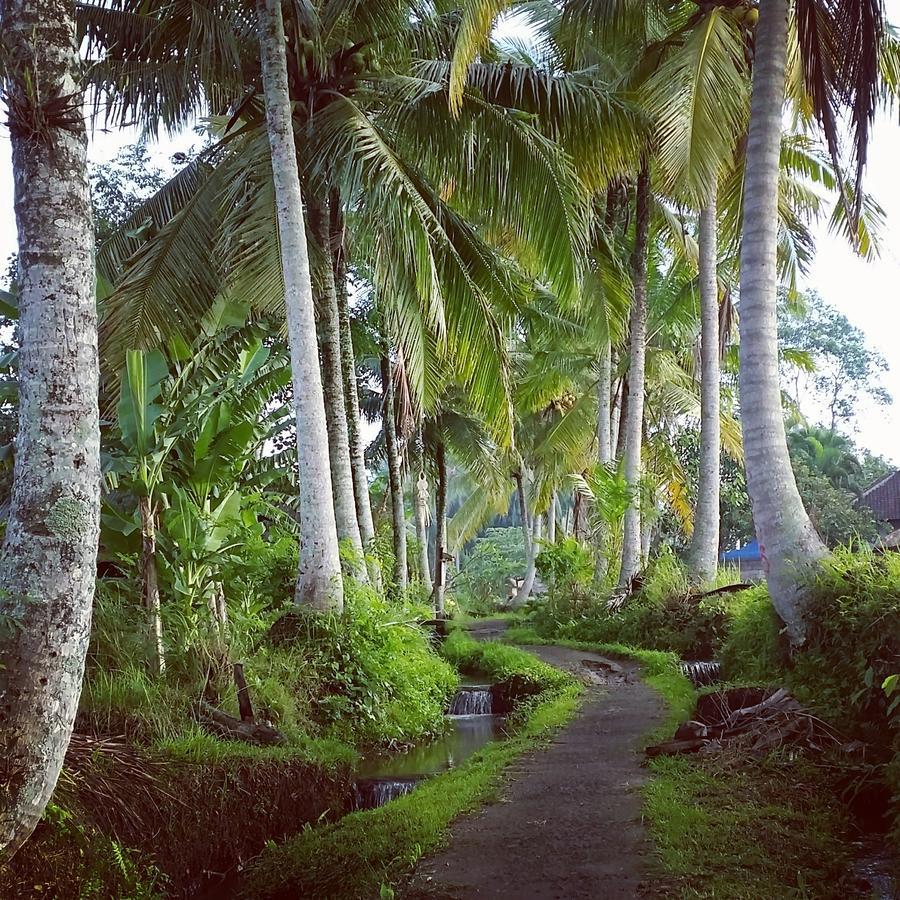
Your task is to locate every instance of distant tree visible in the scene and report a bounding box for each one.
[792,462,881,547]
[89,144,170,242]
[779,294,891,432]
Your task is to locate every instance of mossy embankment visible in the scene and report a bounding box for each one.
[0,587,461,898]
[237,632,580,900]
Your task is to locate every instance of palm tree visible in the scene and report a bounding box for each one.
[617,160,651,588]
[687,196,722,582]
[0,1,101,860]
[381,354,408,590]
[736,0,885,641]
[256,0,343,611]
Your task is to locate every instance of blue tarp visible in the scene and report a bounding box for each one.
[720,539,761,562]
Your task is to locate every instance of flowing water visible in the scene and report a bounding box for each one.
[354,684,505,809]
[680,660,722,687]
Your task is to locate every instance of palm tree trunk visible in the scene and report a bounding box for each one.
[257,0,343,612]
[514,471,533,560]
[0,0,100,860]
[381,356,408,589]
[330,201,379,567]
[309,199,367,581]
[618,161,651,588]
[514,512,542,606]
[139,497,165,674]
[431,439,448,616]
[547,491,557,543]
[594,340,613,582]
[413,468,432,591]
[688,194,722,584]
[614,376,628,460]
[738,0,825,643]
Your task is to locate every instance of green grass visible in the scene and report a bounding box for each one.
[644,755,855,898]
[502,625,860,897]
[442,628,573,691]
[238,641,580,899]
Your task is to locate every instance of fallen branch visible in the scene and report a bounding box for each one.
[193,700,286,746]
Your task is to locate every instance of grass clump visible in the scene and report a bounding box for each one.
[238,661,580,899]
[441,628,572,692]
[644,755,856,898]
[529,549,745,660]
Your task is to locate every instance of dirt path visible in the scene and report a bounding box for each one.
[406,622,665,899]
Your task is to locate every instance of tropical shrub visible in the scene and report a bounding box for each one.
[456,527,526,614]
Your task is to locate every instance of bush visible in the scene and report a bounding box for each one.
[530,550,742,659]
[719,585,784,683]
[535,537,593,600]
[456,527,526,615]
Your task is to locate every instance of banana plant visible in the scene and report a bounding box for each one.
[102,332,292,673]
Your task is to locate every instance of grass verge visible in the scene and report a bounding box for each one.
[238,635,580,899]
[503,625,863,898]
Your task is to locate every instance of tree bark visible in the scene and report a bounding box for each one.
[257,0,343,611]
[139,497,165,674]
[514,471,533,559]
[381,356,407,590]
[573,487,589,543]
[309,199,367,581]
[413,467,433,591]
[547,491,557,544]
[618,161,651,588]
[330,201,379,578]
[594,340,614,582]
[0,0,101,861]
[738,0,826,643]
[514,512,542,606]
[688,195,722,584]
[431,439,448,616]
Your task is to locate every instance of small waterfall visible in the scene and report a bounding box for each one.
[680,660,722,687]
[449,686,493,716]
[354,777,422,810]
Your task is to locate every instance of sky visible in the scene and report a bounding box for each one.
[1,8,900,461]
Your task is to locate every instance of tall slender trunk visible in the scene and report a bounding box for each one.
[618,161,651,588]
[614,376,628,460]
[594,341,613,582]
[738,0,825,643]
[0,0,100,860]
[413,468,432,591]
[331,201,378,564]
[431,440,448,616]
[257,0,342,612]
[688,195,722,584]
[547,491,557,544]
[381,356,407,589]
[514,471,533,560]
[514,512,542,606]
[309,199,366,580]
[573,487,588,542]
[139,497,165,674]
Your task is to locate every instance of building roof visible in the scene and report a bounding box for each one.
[860,470,900,522]
[720,540,761,562]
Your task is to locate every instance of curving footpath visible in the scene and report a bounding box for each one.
[405,622,664,899]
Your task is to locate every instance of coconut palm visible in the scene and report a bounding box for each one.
[0,1,101,860]
[256,0,343,610]
[80,1,609,603]
[738,0,885,642]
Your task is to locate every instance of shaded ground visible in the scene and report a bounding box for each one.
[405,622,664,899]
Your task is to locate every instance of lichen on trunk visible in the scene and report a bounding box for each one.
[0,0,101,860]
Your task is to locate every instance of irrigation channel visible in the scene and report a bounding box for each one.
[354,680,507,809]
